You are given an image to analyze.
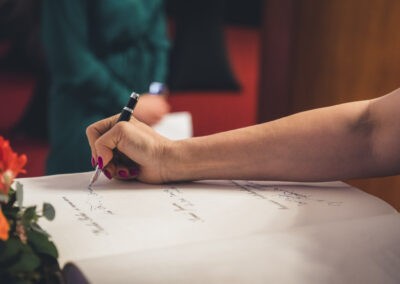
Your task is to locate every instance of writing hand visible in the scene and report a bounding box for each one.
[86,115,173,184]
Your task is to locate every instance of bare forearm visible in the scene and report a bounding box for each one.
[168,100,379,182]
[87,87,400,184]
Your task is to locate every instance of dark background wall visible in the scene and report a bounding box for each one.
[259,0,400,210]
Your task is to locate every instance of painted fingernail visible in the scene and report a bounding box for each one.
[98,156,104,169]
[103,169,112,180]
[118,170,128,178]
[129,168,139,176]
[91,157,96,168]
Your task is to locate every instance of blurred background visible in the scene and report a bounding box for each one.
[1,0,400,210]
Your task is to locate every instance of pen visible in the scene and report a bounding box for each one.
[88,92,140,189]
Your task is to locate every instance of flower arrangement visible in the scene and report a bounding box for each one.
[0,136,61,283]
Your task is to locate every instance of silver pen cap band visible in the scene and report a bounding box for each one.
[123,106,133,113]
[130,92,139,99]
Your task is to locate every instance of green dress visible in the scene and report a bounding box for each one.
[42,0,169,174]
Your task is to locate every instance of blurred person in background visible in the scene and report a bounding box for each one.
[42,0,170,175]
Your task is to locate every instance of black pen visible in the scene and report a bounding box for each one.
[88,92,140,189]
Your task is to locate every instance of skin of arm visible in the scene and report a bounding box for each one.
[131,94,170,126]
[86,88,400,184]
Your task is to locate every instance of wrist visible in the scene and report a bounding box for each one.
[149,82,168,95]
[165,137,225,182]
[163,139,199,182]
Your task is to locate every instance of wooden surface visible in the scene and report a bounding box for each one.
[258,0,297,122]
[259,0,400,210]
[290,0,400,111]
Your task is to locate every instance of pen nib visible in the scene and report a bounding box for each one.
[88,166,101,190]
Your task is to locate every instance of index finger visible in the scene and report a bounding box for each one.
[86,114,120,163]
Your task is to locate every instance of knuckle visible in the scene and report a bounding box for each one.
[115,121,130,132]
[85,125,93,137]
[94,138,103,150]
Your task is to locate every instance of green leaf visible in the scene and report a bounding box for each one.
[7,248,40,274]
[0,240,6,256]
[15,182,23,208]
[3,206,19,221]
[27,230,58,259]
[0,237,40,274]
[22,206,37,226]
[30,223,50,238]
[42,203,56,221]
[0,238,21,265]
[6,187,16,207]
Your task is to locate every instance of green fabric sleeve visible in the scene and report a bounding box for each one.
[42,0,166,113]
[147,6,170,84]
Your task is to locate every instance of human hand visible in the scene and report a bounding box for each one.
[86,115,174,184]
[132,94,171,126]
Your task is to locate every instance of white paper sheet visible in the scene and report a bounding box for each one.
[18,172,400,283]
[75,214,400,284]
[152,111,192,140]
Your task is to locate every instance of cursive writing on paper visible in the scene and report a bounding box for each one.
[164,186,203,222]
[62,196,107,235]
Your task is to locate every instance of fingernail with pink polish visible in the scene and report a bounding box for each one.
[98,156,104,169]
[129,168,139,176]
[118,170,128,178]
[91,157,96,168]
[103,169,112,180]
